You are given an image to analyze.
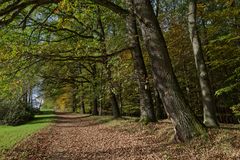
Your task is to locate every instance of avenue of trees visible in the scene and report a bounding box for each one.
[0,0,239,142]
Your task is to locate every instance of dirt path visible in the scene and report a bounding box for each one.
[6,114,169,160]
[5,113,240,160]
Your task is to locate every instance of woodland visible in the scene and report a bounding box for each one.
[0,0,240,159]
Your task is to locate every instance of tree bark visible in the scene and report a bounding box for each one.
[188,0,219,127]
[126,0,156,123]
[133,0,206,142]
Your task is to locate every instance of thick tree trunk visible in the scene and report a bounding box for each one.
[188,0,218,127]
[126,0,156,123]
[133,0,206,142]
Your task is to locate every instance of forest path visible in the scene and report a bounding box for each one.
[6,113,170,160]
[6,113,240,160]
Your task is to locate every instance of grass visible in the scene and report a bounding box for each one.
[0,111,56,158]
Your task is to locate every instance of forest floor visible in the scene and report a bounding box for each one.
[4,113,240,160]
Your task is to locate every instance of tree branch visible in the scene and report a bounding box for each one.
[92,0,129,17]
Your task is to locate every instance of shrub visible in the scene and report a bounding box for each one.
[0,106,9,123]
[0,103,34,126]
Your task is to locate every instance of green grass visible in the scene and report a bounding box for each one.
[0,112,56,158]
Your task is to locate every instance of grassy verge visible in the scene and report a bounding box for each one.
[0,111,55,158]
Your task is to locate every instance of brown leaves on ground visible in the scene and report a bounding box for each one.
[5,113,240,160]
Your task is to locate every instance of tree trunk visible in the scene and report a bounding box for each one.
[81,96,86,114]
[72,86,77,113]
[28,85,33,108]
[133,0,206,142]
[105,66,121,118]
[92,63,99,115]
[72,98,77,113]
[118,83,123,115]
[105,65,121,118]
[188,0,218,127]
[154,89,167,120]
[80,81,86,114]
[110,91,121,118]
[92,96,99,115]
[22,83,28,106]
[97,6,121,118]
[126,0,156,123]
